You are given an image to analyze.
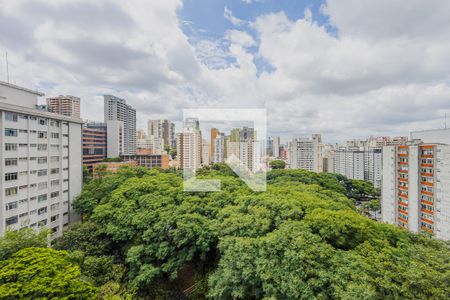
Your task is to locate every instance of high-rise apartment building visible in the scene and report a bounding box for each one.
[210,128,220,161]
[177,118,202,172]
[147,119,175,148]
[333,147,382,188]
[0,81,82,237]
[82,122,107,170]
[213,133,225,163]
[382,142,450,240]
[104,95,136,155]
[201,139,210,166]
[46,95,81,118]
[106,120,124,158]
[288,134,323,172]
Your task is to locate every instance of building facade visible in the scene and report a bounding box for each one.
[104,95,136,155]
[82,122,107,170]
[382,143,450,240]
[147,119,175,148]
[121,154,169,169]
[0,81,82,237]
[46,95,81,118]
[288,135,322,172]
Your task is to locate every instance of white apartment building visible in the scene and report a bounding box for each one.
[104,95,136,155]
[382,143,450,240]
[137,136,164,154]
[177,118,202,172]
[147,119,175,148]
[106,120,124,158]
[334,148,365,180]
[176,128,202,172]
[0,81,82,237]
[213,134,225,163]
[201,139,210,166]
[333,147,382,188]
[289,134,322,172]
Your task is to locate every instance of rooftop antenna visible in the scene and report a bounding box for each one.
[6,52,10,83]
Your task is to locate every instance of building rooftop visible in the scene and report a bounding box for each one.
[0,80,44,96]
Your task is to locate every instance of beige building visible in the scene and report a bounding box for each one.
[46,95,81,118]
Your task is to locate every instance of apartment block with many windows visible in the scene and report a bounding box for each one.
[382,143,450,240]
[0,81,82,237]
[82,122,107,170]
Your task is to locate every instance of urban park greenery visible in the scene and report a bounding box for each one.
[0,166,449,299]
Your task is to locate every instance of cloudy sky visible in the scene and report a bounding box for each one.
[1,0,450,142]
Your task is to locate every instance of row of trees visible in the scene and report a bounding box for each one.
[0,165,448,299]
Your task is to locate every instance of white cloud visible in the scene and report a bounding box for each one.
[1,0,450,142]
[224,7,246,26]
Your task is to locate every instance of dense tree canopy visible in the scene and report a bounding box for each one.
[0,247,96,299]
[64,166,450,299]
[269,159,286,169]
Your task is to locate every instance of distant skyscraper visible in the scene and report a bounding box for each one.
[177,118,202,172]
[210,128,220,161]
[104,95,136,155]
[47,95,81,118]
[201,139,210,166]
[147,119,175,148]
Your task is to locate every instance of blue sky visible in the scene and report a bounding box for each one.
[179,0,330,40]
[178,0,334,74]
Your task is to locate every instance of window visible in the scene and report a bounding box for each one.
[51,145,60,150]
[51,215,59,222]
[19,212,28,218]
[50,120,60,127]
[19,143,27,148]
[38,131,47,139]
[38,219,47,227]
[38,144,47,151]
[51,132,59,139]
[19,185,27,190]
[5,187,18,196]
[51,156,60,162]
[38,157,47,164]
[5,216,18,226]
[51,168,59,174]
[5,172,18,181]
[38,182,47,190]
[19,129,28,133]
[51,191,59,198]
[39,119,47,125]
[5,143,17,151]
[5,128,17,136]
[37,169,47,176]
[5,112,18,122]
[19,199,28,204]
[5,201,18,211]
[19,114,28,119]
[38,207,47,215]
[30,144,37,148]
[51,179,59,186]
[38,194,47,202]
[50,203,60,211]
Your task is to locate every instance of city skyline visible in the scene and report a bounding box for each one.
[1,0,450,142]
